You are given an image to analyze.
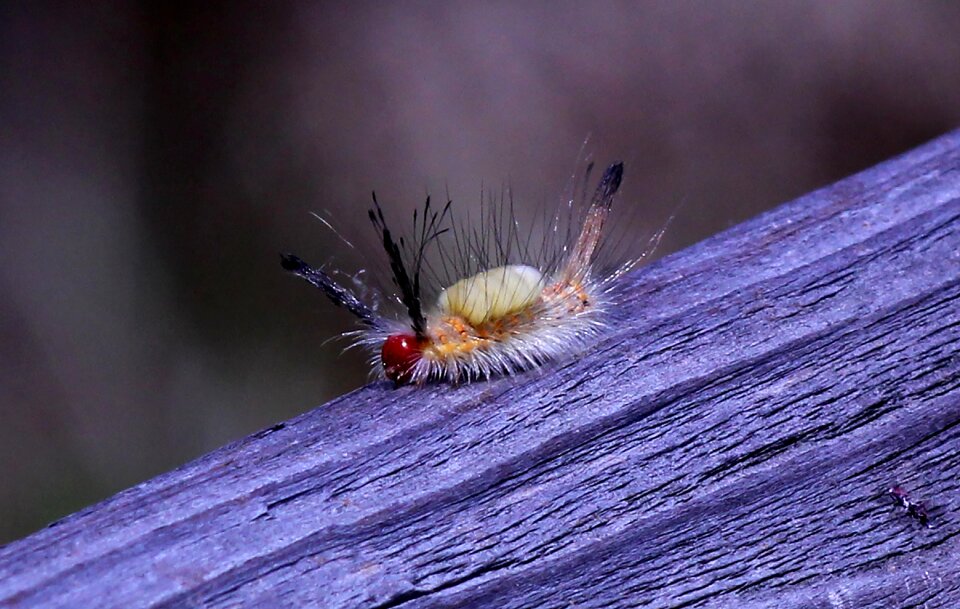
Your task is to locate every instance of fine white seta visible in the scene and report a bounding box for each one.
[282,162,658,385]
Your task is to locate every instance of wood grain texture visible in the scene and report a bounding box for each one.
[2,131,960,609]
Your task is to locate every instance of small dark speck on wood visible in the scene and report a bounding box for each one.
[3,132,960,609]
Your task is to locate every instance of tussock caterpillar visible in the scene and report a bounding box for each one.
[282,162,660,385]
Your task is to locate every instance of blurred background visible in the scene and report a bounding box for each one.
[1,1,959,544]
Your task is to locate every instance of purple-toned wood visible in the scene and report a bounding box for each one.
[2,132,959,609]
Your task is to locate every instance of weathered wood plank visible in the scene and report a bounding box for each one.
[1,132,959,609]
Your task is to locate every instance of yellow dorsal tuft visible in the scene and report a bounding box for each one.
[437,265,544,326]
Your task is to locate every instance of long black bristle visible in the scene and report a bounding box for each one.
[596,162,623,204]
[368,194,427,336]
[280,253,377,326]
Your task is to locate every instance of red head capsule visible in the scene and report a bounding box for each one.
[381,334,423,384]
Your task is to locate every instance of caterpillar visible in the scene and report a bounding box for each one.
[282,162,649,385]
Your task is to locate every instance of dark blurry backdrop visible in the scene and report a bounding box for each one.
[2,1,959,543]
